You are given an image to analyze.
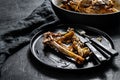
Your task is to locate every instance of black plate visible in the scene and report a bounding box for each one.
[30,24,114,70]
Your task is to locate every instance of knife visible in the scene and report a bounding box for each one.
[77,30,118,56]
[78,35,107,62]
[90,38,118,56]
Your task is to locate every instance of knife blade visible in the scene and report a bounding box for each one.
[90,38,118,56]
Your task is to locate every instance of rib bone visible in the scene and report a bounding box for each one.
[43,32,85,64]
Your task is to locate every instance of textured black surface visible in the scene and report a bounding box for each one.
[0,0,120,80]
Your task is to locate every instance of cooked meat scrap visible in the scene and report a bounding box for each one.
[60,0,118,14]
[43,28,92,64]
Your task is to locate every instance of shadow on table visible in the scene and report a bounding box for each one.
[90,19,120,36]
[28,50,119,80]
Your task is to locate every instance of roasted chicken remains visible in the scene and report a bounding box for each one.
[60,0,119,14]
[43,28,92,64]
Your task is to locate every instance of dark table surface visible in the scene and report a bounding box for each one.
[0,0,120,80]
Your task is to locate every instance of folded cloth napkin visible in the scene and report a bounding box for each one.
[0,0,59,69]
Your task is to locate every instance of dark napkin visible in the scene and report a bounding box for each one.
[0,0,59,69]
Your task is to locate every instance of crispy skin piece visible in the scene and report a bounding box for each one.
[72,35,91,57]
